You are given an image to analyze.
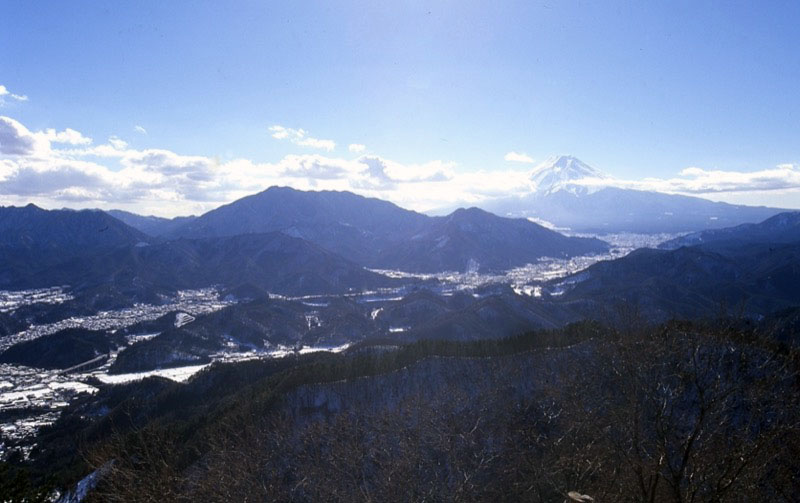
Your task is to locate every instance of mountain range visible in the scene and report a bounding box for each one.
[0,188,608,303]
[160,186,608,272]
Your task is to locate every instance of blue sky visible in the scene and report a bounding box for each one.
[1,1,799,215]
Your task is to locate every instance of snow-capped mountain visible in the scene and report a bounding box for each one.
[529,155,610,196]
[482,156,786,233]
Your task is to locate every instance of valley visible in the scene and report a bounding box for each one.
[0,231,676,457]
[0,189,797,500]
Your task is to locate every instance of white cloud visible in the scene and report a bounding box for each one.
[134,125,148,135]
[0,160,115,199]
[348,143,366,153]
[1,117,95,158]
[0,116,491,215]
[0,85,28,104]
[41,128,92,145]
[504,151,535,164]
[357,156,455,186]
[0,116,40,155]
[3,115,800,216]
[269,125,336,151]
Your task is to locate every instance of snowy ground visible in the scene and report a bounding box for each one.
[94,364,211,385]
[0,288,235,456]
[0,288,234,352]
[0,286,73,313]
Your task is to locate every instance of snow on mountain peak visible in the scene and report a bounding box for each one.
[529,155,610,195]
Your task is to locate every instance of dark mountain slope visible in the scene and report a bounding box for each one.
[169,186,429,264]
[407,291,578,340]
[27,232,392,297]
[0,205,148,288]
[660,211,800,249]
[109,297,378,373]
[554,242,800,320]
[0,328,125,369]
[106,287,577,374]
[172,186,430,240]
[0,204,147,251]
[376,207,608,272]
[38,321,795,502]
[372,289,452,329]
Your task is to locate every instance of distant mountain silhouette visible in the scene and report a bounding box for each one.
[171,185,428,237]
[168,186,432,267]
[107,209,197,237]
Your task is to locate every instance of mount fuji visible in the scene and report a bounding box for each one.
[528,155,610,197]
[482,155,786,233]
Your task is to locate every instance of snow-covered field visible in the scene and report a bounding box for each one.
[0,286,73,313]
[94,364,210,384]
[0,288,234,352]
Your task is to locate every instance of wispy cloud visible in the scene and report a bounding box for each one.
[0,85,28,105]
[134,125,148,135]
[504,151,535,164]
[570,163,800,195]
[642,164,800,194]
[269,125,336,151]
[348,143,366,153]
[108,136,128,150]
